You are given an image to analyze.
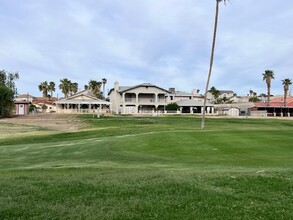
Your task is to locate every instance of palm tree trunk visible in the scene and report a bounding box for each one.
[284,87,287,107]
[103,84,105,99]
[201,1,220,130]
[267,83,270,106]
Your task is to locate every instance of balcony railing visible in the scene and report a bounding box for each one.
[139,98,155,103]
[157,99,166,103]
[124,98,136,102]
[124,98,166,103]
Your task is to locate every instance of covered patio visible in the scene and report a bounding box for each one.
[254,97,293,117]
[176,99,215,114]
[54,90,112,114]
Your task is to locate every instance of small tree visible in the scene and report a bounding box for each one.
[165,103,180,111]
[29,104,36,113]
[0,70,19,94]
[0,70,19,118]
[0,85,15,118]
[42,104,48,112]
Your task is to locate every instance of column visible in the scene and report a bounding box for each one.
[122,93,125,114]
[122,93,125,102]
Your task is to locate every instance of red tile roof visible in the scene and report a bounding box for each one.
[16,94,35,98]
[255,97,293,107]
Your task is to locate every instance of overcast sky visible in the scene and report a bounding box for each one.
[1,0,292,97]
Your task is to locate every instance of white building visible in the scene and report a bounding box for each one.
[108,82,172,114]
[54,90,111,114]
[108,82,215,115]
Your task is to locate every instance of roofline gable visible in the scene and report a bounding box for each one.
[112,83,171,94]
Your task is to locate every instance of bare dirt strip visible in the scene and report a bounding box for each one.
[0,113,86,132]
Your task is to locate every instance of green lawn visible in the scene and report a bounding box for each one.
[0,116,292,219]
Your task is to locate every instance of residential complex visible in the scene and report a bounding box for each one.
[14,81,293,117]
[108,81,215,114]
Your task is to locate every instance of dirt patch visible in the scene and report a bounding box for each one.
[0,113,87,132]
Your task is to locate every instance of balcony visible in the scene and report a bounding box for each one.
[124,98,136,103]
[138,98,155,104]
[157,98,166,103]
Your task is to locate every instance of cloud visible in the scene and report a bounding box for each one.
[0,0,292,97]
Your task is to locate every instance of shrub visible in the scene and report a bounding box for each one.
[165,103,180,111]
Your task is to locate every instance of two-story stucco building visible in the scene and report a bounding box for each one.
[108,82,174,114]
[108,82,216,115]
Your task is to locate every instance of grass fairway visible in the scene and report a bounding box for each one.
[0,116,292,219]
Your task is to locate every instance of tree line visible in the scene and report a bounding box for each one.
[208,69,292,106]
[38,78,107,99]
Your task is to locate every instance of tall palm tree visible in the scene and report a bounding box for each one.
[249,92,260,103]
[282,78,292,107]
[88,80,102,98]
[38,81,49,98]
[262,70,274,106]
[59,78,71,97]
[209,86,220,103]
[70,82,79,95]
[48,81,55,98]
[201,0,228,130]
[102,78,107,99]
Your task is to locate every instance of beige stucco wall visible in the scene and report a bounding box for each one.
[109,83,172,114]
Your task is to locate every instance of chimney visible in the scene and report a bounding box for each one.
[192,89,199,96]
[169,88,175,93]
[114,81,119,91]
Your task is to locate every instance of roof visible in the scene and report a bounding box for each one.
[118,86,132,92]
[70,89,95,97]
[219,90,235,94]
[254,97,293,107]
[216,103,255,109]
[14,101,31,104]
[123,83,171,93]
[176,99,214,107]
[32,97,57,105]
[55,99,110,105]
[175,91,193,96]
[109,83,171,94]
[54,90,111,105]
[16,94,35,98]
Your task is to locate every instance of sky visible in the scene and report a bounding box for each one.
[0,0,292,98]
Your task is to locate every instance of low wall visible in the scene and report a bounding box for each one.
[56,109,110,114]
[250,110,267,117]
